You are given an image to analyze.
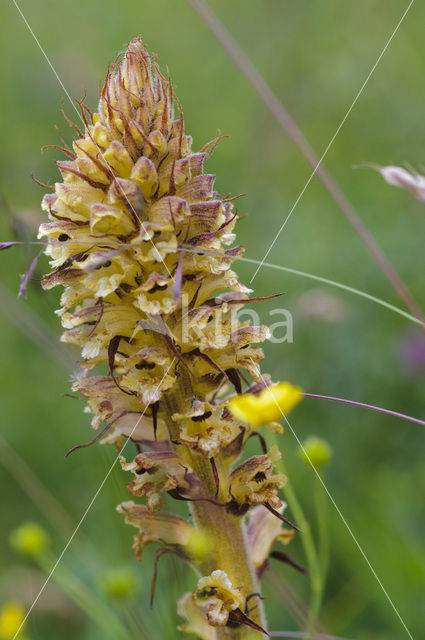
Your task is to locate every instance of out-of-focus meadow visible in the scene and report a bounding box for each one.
[1,1,424,638]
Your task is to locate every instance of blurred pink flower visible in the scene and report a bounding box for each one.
[380,165,425,201]
[294,288,348,323]
[400,329,425,375]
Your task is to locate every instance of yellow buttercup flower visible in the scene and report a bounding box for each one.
[229,382,303,428]
[0,601,26,639]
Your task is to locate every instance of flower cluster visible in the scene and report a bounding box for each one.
[39,38,269,451]
[39,37,302,638]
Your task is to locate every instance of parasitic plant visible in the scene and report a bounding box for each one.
[38,38,302,638]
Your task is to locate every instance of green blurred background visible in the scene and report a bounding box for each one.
[1,1,424,638]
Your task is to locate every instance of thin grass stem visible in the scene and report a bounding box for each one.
[302,393,425,428]
[271,443,323,637]
[0,434,75,538]
[37,552,132,640]
[269,632,352,640]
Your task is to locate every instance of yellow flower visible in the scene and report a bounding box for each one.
[0,601,26,639]
[229,382,303,427]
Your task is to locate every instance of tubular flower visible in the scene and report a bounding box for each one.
[226,451,287,515]
[193,570,243,627]
[39,37,303,638]
[120,450,196,511]
[178,592,215,640]
[117,501,196,563]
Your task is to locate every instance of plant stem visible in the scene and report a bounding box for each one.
[275,452,323,637]
[162,376,267,639]
[192,498,265,640]
[315,480,330,598]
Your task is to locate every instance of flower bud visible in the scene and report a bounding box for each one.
[99,568,137,602]
[299,436,332,469]
[186,529,214,562]
[380,165,425,200]
[9,521,49,558]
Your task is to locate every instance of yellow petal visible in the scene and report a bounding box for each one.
[229,382,303,428]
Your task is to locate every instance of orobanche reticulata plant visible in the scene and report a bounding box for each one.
[38,37,303,639]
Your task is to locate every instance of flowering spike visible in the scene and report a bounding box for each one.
[38,37,303,637]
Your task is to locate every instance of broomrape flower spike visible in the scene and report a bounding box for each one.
[38,37,304,638]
